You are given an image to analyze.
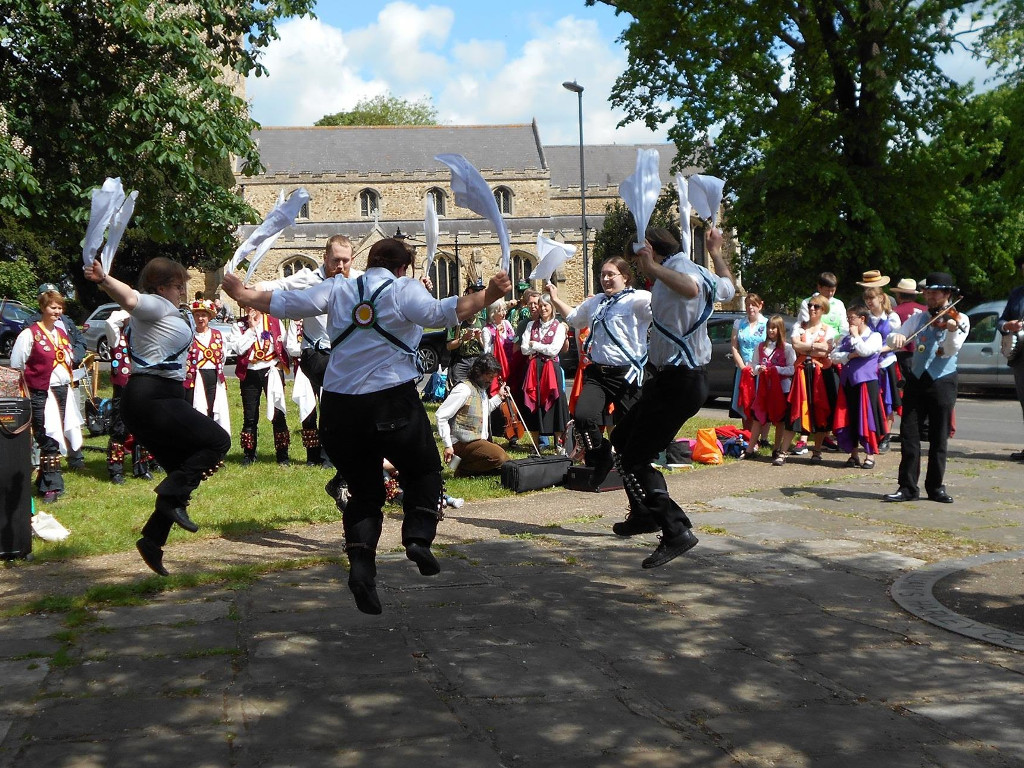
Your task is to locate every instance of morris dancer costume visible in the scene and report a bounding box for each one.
[520,310,568,439]
[222,238,512,615]
[234,310,291,466]
[604,227,735,568]
[256,238,360,467]
[84,256,231,577]
[105,309,154,483]
[788,323,838,450]
[830,320,887,464]
[547,260,652,486]
[183,300,231,434]
[10,308,82,501]
[729,309,766,420]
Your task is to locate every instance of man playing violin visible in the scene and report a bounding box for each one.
[883,272,970,504]
[435,353,511,477]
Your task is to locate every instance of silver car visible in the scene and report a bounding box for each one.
[80,302,121,361]
[82,303,239,364]
[959,300,1015,392]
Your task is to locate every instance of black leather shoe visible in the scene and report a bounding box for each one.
[406,542,441,576]
[136,537,169,576]
[612,514,660,537]
[348,577,382,615]
[642,528,699,569]
[883,489,919,502]
[159,505,199,533]
[928,491,954,504]
[877,437,891,454]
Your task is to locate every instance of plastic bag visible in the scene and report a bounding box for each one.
[691,428,723,465]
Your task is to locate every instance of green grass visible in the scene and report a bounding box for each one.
[26,371,740,563]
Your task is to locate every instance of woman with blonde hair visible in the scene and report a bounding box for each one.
[862,284,901,451]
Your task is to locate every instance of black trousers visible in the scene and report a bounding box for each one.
[239,367,288,452]
[29,387,64,494]
[574,365,638,451]
[122,374,231,546]
[897,372,956,497]
[319,381,442,551]
[198,369,218,418]
[1012,358,1024,425]
[611,366,707,537]
[299,348,330,459]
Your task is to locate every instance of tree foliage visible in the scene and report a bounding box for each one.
[0,0,315,298]
[590,0,1023,303]
[316,93,439,127]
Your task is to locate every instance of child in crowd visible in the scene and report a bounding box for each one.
[830,304,887,468]
[744,315,797,465]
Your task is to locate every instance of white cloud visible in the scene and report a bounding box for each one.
[246,5,670,144]
[247,17,385,126]
[345,3,455,87]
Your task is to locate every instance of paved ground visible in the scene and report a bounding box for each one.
[2,439,1023,767]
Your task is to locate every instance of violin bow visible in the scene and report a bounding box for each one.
[505,389,542,457]
[903,296,965,346]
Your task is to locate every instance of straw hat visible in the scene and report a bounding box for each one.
[189,299,216,316]
[890,278,919,295]
[856,270,890,288]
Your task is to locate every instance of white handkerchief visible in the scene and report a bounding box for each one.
[618,149,663,251]
[529,230,576,282]
[435,154,511,273]
[82,178,132,271]
[675,173,692,258]
[99,190,139,274]
[688,174,725,226]
[228,188,310,282]
[424,195,439,274]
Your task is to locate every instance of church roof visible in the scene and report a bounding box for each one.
[244,123,547,175]
[544,144,695,189]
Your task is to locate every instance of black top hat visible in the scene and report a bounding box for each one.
[921,271,957,292]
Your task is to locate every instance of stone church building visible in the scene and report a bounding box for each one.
[222,120,723,308]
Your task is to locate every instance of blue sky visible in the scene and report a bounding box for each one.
[246,0,669,145]
[246,1,997,147]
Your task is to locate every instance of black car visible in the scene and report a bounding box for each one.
[418,326,579,378]
[0,299,33,358]
[417,329,451,374]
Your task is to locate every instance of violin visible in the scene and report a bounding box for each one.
[928,299,963,329]
[497,381,527,442]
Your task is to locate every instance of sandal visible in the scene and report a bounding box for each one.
[772,452,787,466]
[845,456,861,468]
[810,452,823,464]
[861,458,875,469]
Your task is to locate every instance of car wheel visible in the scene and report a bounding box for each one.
[418,343,440,374]
[97,338,111,362]
[0,334,13,359]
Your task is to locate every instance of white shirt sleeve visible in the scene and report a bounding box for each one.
[9,328,33,370]
[435,382,472,448]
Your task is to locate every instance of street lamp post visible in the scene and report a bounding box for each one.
[562,80,588,297]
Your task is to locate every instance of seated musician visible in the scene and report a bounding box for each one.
[435,354,511,477]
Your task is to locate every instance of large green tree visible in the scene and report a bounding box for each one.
[0,0,315,294]
[316,93,439,127]
[590,0,1022,302]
